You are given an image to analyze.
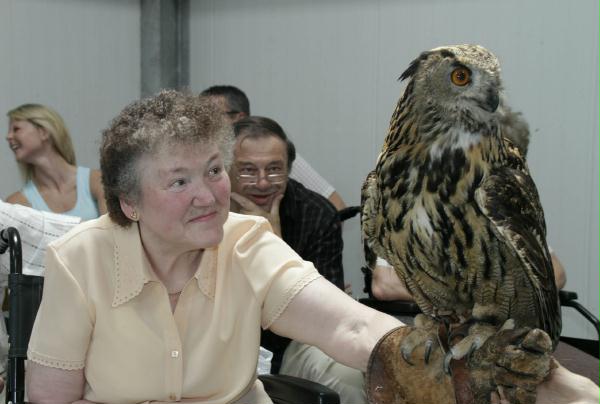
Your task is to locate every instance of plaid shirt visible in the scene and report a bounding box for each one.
[280,179,344,289]
[262,179,344,372]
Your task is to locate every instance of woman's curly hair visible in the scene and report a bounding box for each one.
[100,90,234,227]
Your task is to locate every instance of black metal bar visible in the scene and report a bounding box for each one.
[6,358,25,404]
[560,290,600,340]
[1,228,22,275]
[1,228,24,404]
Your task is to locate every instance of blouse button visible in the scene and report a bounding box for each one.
[171,350,179,358]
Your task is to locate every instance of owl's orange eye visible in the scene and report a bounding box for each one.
[450,67,471,86]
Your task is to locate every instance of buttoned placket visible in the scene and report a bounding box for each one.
[112,224,218,401]
[163,288,184,401]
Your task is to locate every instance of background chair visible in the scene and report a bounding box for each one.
[0,227,339,404]
[558,290,599,358]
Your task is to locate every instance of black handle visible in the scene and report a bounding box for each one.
[0,227,22,274]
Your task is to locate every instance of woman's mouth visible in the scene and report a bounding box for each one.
[190,211,218,222]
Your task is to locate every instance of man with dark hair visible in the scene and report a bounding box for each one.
[200,85,250,123]
[228,116,366,404]
[200,85,347,210]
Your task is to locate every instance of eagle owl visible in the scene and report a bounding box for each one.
[362,45,561,355]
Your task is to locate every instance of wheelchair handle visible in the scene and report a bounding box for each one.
[0,227,23,274]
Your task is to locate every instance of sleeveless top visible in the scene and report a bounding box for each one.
[21,166,100,221]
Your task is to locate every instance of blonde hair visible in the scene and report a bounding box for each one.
[7,104,76,180]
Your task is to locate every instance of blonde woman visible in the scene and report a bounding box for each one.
[5,104,106,220]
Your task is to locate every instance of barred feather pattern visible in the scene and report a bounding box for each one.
[362,45,561,347]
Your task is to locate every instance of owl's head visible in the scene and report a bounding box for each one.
[401,44,503,126]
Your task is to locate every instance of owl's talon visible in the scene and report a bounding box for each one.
[443,351,453,375]
[466,341,478,361]
[401,347,414,366]
[399,315,442,366]
[447,321,472,345]
[424,339,433,364]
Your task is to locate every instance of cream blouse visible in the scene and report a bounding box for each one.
[28,213,321,403]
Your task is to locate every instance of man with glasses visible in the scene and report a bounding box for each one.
[200,85,347,211]
[229,116,366,404]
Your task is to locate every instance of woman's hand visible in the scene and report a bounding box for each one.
[532,362,598,404]
[491,361,599,404]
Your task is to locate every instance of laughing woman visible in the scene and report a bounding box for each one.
[5,104,106,220]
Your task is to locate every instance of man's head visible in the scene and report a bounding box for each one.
[200,85,250,123]
[230,116,296,212]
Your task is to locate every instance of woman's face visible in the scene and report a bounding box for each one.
[6,119,48,162]
[126,142,231,254]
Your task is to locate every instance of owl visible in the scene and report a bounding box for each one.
[361,45,561,360]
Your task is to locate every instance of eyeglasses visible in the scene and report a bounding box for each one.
[236,169,287,185]
[224,110,240,117]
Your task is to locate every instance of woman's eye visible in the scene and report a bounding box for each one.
[170,179,187,188]
[208,166,223,178]
[450,67,471,86]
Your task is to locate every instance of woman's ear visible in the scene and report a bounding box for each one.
[119,199,138,221]
[37,126,50,141]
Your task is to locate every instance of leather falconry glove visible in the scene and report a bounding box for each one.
[365,321,554,404]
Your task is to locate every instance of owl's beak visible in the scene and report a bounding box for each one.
[483,89,500,113]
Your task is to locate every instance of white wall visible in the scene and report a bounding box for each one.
[0,0,141,196]
[190,0,599,338]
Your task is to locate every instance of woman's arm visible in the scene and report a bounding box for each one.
[89,169,107,215]
[26,362,90,403]
[5,191,31,207]
[269,276,403,372]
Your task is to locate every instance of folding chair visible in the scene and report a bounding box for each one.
[0,226,339,404]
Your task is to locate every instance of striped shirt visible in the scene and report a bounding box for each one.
[0,200,81,281]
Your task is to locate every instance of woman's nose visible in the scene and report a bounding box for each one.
[191,183,216,206]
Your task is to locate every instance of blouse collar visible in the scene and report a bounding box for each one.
[110,221,217,307]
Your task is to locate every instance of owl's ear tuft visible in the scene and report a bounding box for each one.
[399,51,432,82]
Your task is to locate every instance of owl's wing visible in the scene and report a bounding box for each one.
[361,170,382,269]
[474,142,561,346]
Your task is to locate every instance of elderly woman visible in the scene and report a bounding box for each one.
[25,91,597,404]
